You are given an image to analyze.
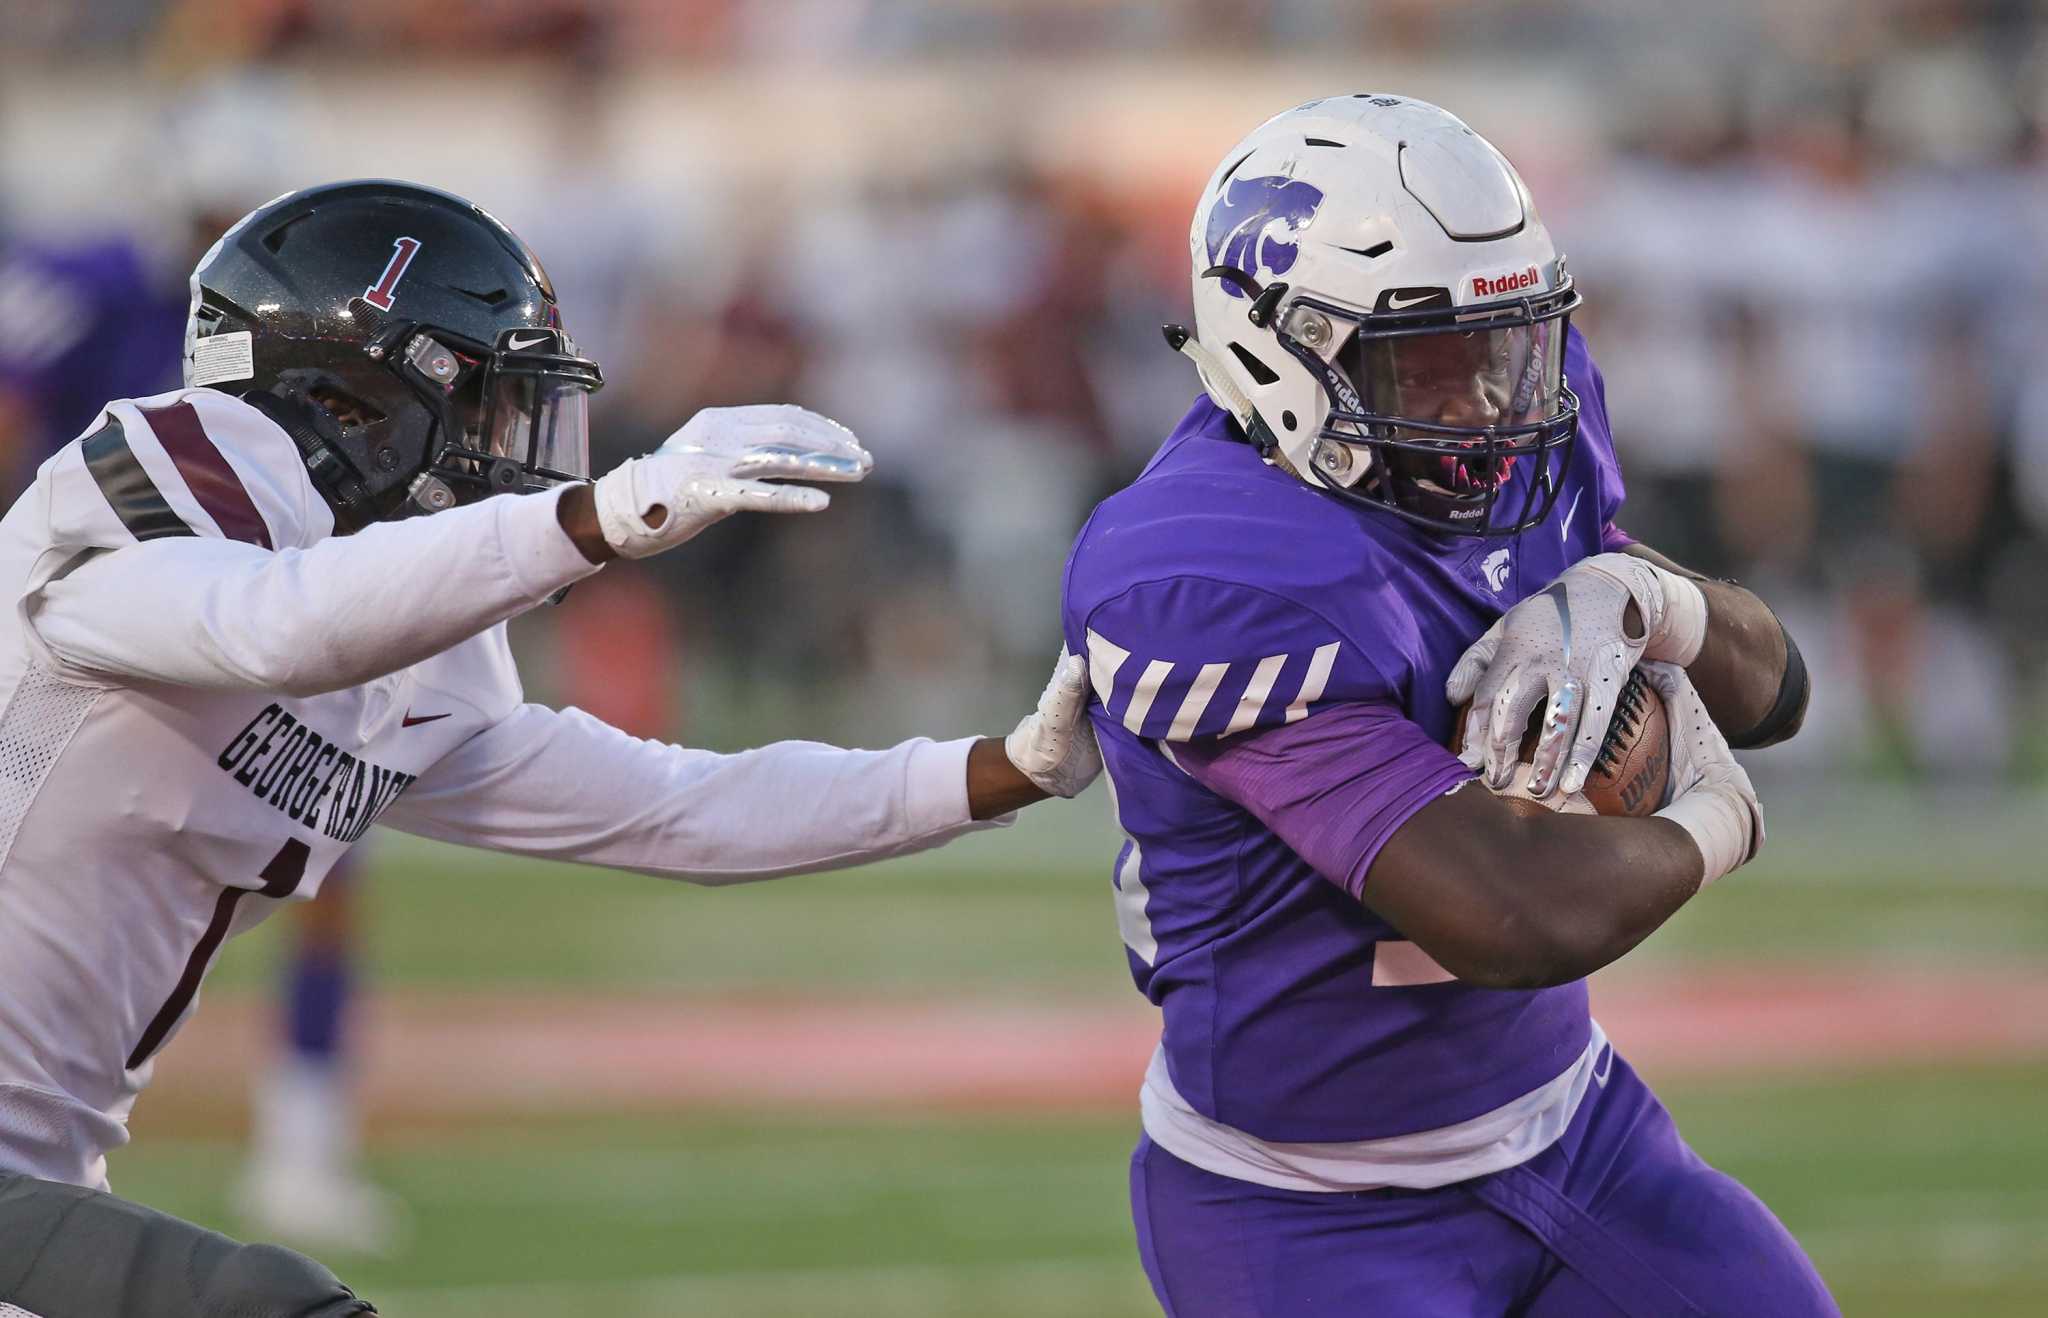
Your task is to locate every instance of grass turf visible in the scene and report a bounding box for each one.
[108,1065,2048,1318]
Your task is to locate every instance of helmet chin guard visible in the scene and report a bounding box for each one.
[1184,94,1581,537]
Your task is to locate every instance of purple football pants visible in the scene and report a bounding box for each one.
[1130,1047,1839,1317]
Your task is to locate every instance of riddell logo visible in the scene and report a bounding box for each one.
[1471,266,1541,299]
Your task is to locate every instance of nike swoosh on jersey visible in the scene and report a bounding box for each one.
[400,711,452,727]
[1560,488,1583,547]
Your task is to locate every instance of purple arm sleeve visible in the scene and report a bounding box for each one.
[1601,520,1634,552]
[1171,701,1475,900]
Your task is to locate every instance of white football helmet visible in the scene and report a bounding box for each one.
[1175,94,1580,536]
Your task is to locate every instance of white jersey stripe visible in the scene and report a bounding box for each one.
[1084,629,1131,706]
[1102,772,1158,965]
[1223,654,1288,735]
[1166,662,1230,741]
[1283,641,1341,723]
[1123,659,1174,734]
[1113,834,1158,965]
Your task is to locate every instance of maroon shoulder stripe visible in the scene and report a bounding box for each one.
[138,402,273,549]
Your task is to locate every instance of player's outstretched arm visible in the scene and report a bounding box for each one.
[377,650,1098,880]
[26,406,870,696]
[28,485,602,695]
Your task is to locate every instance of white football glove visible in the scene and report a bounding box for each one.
[1638,661,1763,887]
[1004,648,1101,799]
[1446,552,1707,799]
[593,404,872,559]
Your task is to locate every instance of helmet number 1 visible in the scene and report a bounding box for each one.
[363,236,423,311]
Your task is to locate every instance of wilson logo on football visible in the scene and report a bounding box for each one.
[1469,265,1541,299]
[363,236,422,311]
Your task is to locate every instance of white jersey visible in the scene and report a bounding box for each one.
[0,388,990,1189]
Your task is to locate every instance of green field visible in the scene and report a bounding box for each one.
[118,791,2048,1316]
[112,1067,2048,1317]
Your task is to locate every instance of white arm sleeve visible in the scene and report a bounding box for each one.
[23,485,601,695]
[378,703,1000,883]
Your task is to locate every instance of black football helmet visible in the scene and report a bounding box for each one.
[184,180,604,530]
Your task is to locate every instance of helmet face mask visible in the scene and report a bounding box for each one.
[184,180,604,529]
[375,322,601,511]
[1272,287,1579,535]
[1183,95,1582,538]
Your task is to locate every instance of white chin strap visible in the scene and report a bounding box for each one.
[1175,334,1260,432]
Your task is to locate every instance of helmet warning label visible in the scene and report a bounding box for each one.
[188,331,254,387]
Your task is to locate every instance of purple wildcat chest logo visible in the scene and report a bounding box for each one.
[1205,176,1325,298]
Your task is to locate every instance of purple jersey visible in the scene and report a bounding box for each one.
[1061,327,1628,1143]
[0,238,186,461]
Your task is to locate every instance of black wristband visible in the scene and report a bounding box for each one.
[1726,617,1807,749]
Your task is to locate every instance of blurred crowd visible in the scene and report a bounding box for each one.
[4,0,2048,782]
[7,0,2040,66]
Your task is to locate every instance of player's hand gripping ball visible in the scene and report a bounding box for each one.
[1453,665,1672,817]
[1446,553,1707,800]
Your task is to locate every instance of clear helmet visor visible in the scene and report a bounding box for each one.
[1340,316,1567,493]
[484,368,593,485]
[1276,286,1581,536]
[420,325,603,499]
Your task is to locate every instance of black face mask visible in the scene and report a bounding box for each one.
[373,322,604,512]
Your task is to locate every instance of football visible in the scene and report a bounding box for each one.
[1453,666,1671,817]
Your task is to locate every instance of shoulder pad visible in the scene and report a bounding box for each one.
[1076,576,1391,742]
[43,388,329,555]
